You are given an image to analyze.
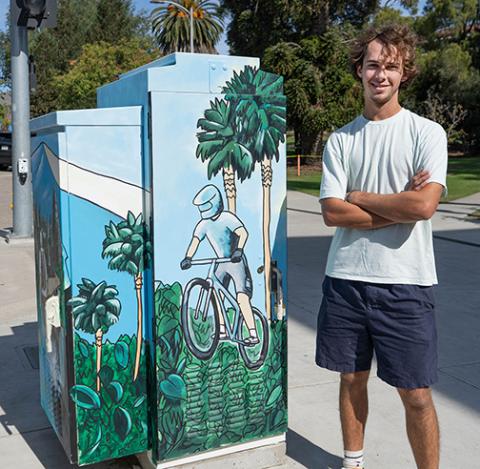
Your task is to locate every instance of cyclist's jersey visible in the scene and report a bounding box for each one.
[193,211,244,257]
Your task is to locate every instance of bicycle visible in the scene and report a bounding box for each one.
[181,257,269,370]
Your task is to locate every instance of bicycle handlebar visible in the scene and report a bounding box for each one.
[190,257,232,265]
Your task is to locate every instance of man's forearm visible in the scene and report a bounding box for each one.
[348,190,436,222]
[321,198,396,229]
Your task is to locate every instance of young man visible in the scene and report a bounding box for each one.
[316,24,448,469]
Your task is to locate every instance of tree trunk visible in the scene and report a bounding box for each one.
[261,159,272,321]
[133,273,143,381]
[95,329,103,393]
[223,164,236,214]
[312,130,324,156]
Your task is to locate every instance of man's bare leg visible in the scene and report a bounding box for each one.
[237,292,256,330]
[397,387,439,469]
[340,371,370,453]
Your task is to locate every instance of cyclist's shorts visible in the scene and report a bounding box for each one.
[215,256,253,298]
[316,276,438,389]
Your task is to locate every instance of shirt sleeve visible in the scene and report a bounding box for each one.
[192,220,206,241]
[320,133,348,200]
[224,212,244,231]
[417,122,448,197]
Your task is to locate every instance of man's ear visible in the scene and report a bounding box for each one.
[356,64,363,80]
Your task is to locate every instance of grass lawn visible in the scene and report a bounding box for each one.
[287,156,480,201]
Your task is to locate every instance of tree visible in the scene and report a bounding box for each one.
[53,40,158,111]
[91,0,138,43]
[418,0,478,44]
[220,0,383,57]
[263,29,362,155]
[403,43,480,149]
[219,0,296,57]
[29,0,153,116]
[223,66,286,320]
[151,0,224,53]
[68,278,121,392]
[102,212,152,381]
[196,98,255,213]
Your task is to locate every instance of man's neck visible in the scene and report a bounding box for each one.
[363,99,402,121]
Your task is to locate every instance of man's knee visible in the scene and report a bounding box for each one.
[397,387,433,413]
[340,370,370,389]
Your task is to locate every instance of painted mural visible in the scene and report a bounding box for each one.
[67,209,150,464]
[31,114,149,466]
[33,55,288,467]
[32,141,75,459]
[150,64,288,463]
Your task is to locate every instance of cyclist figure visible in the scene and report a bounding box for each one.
[180,184,259,346]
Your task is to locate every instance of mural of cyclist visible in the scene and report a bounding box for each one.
[180,184,259,346]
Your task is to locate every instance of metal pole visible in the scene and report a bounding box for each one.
[10,0,33,239]
[189,5,194,53]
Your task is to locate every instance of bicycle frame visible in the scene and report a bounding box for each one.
[190,258,244,344]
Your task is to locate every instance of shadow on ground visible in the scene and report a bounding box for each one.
[287,429,342,469]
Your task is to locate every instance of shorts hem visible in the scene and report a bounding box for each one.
[377,372,438,389]
[315,358,371,374]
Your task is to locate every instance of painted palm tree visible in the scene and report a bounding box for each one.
[223,66,286,320]
[68,278,121,392]
[196,97,255,213]
[102,212,152,381]
[151,0,224,54]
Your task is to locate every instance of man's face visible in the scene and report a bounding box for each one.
[357,39,406,107]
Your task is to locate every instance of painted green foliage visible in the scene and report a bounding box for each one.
[68,279,121,392]
[154,282,287,462]
[102,211,152,382]
[72,332,148,464]
[68,211,151,464]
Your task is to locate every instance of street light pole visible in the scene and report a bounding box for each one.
[150,0,195,53]
[10,0,33,239]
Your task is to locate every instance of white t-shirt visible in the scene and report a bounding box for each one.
[193,211,243,257]
[320,108,448,286]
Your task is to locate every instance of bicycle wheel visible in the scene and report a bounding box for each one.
[181,278,220,360]
[238,307,269,370]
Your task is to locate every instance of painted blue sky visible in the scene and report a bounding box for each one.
[0,0,229,54]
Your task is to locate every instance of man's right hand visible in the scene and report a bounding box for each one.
[406,169,431,191]
[180,257,192,270]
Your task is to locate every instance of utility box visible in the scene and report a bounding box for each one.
[31,107,150,465]
[32,53,287,467]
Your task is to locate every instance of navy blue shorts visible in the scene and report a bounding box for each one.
[316,276,438,389]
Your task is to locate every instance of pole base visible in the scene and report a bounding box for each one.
[3,229,34,245]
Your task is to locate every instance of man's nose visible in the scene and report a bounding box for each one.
[376,66,387,80]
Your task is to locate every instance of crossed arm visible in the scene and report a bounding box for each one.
[321,170,444,229]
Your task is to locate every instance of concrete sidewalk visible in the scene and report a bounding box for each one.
[287,190,480,468]
[1,167,479,468]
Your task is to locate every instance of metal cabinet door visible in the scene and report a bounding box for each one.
[149,88,287,464]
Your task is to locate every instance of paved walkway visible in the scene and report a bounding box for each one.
[0,168,479,468]
[286,190,480,468]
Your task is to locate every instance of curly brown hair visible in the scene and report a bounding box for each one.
[350,23,418,88]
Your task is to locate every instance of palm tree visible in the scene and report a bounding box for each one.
[223,66,286,320]
[68,278,121,392]
[151,0,224,54]
[102,212,152,381]
[196,97,255,213]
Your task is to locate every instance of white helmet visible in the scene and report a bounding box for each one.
[193,185,224,219]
